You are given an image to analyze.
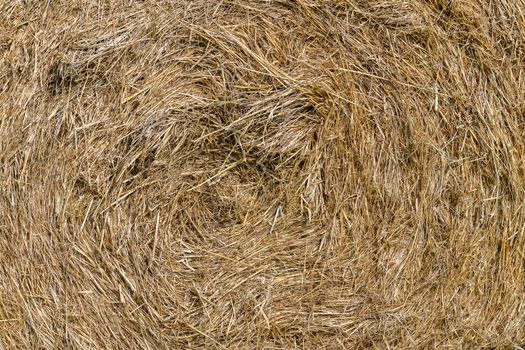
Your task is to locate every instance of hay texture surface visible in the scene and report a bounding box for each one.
[1,1,525,349]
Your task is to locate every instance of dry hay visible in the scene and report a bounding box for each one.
[1,0,524,349]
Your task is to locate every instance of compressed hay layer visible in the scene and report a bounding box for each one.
[1,0,524,348]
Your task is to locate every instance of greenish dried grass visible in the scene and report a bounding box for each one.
[0,1,524,349]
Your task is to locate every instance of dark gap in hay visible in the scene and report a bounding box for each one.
[129,150,156,178]
[47,62,74,96]
[74,175,100,198]
[405,27,434,49]
[46,60,108,96]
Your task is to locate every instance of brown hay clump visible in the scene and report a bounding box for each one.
[1,1,524,349]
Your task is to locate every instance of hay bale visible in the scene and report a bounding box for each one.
[0,1,524,348]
